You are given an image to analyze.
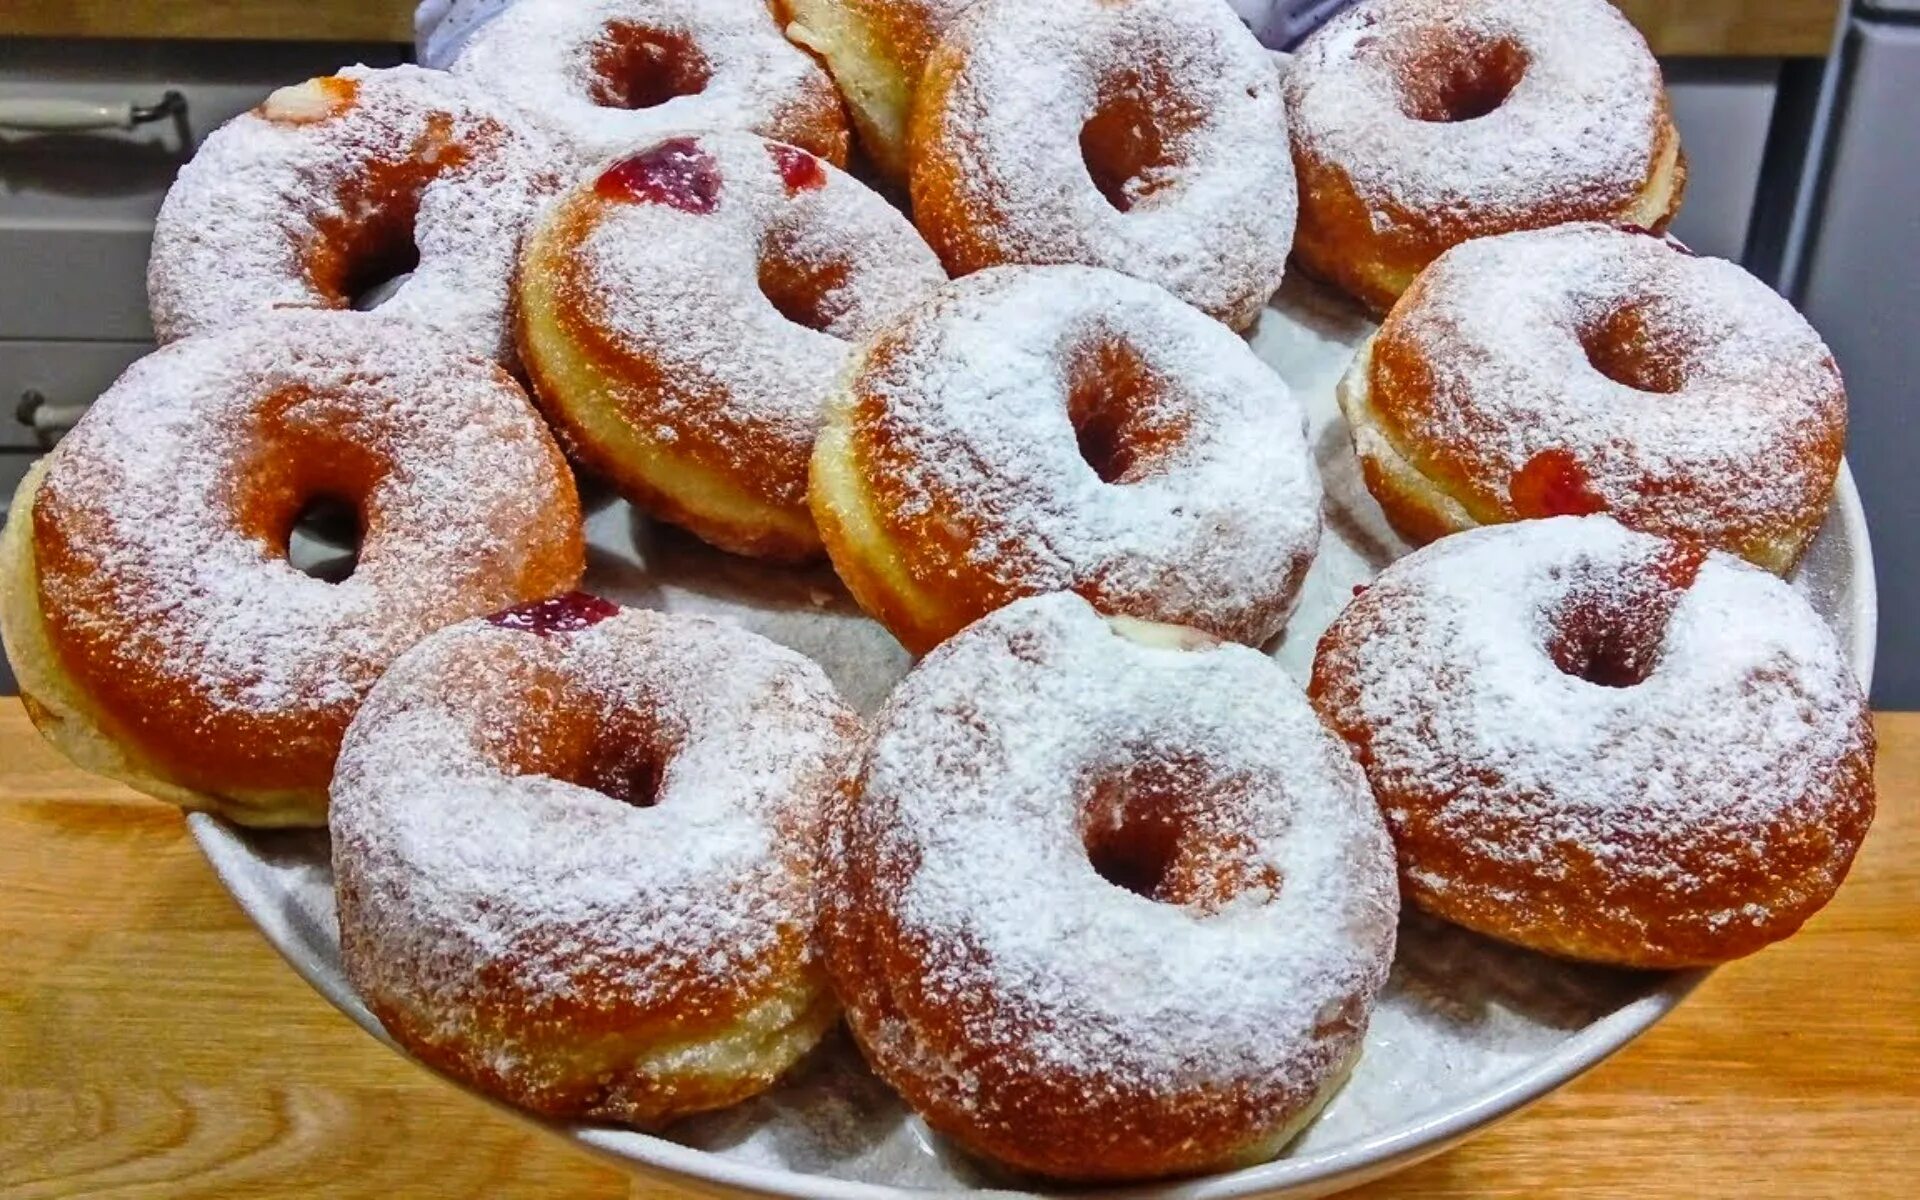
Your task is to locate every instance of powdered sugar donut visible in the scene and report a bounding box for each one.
[1311,516,1875,968]
[148,65,565,364]
[910,0,1296,330]
[1339,224,1848,574]
[823,593,1399,1181]
[811,265,1322,655]
[332,599,861,1127]
[517,132,946,561]
[1286,0,1685,312]
[0,313,584,827]
[782,0,978,183]
[452,0,849,168]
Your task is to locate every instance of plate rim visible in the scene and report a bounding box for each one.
[188,462,1878,1200]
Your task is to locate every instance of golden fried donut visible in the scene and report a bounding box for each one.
[1310,516,1876,969]
[453,0,850,167]
[909,0,1296,330]
[332,599,861,1127]
[811,265,1321,655]
[822,593,1400,1181]
[0,314,584,827]
[148,65,564,364]
[1338,223,1848,574]
[1285,0,1685,312]
[781,0,978,183]
[517,132,945,560]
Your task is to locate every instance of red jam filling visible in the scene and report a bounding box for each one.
[595,138,722,213]
[768,143,826,195]
[488,592,621,636]
[1510,449,1609,519]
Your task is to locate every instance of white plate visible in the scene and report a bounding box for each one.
[191,273,1878,1200]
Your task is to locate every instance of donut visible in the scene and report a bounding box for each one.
[781,0,977,183]
[0,313,585,827]
[1285,0,1686,312]
[1310,516,1875,969]
[909,0,1296,330]
[822,593,1400,1181]
[1338,223,1848,574]
[331,599,861,1127]
[452,0,850,168]
[517,131,945,561]
[148,65,564,364]
[810,265,1321,655]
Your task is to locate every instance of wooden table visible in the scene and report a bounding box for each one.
[2,703,1915,1198]
[0,0,1846,58]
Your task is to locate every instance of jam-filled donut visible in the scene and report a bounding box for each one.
[823,593,1399,1181]
[453,0,850,168]
[811,265,1321,655]
[332,599,860,1127]
[1339,223,1848,574]
[1286,0,1686,312]
[148,65,564,364]
[517,132,945,561]
[0,314,584,827]
[910,0,1295,330]
[782,0,977,183]
[1311,516,1875,969]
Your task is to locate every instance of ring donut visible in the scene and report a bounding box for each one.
[1310,516,1875,968]
[148,65,564,364]
[910,0,1296,329]
[1285,0,1685,312]
[517,132,946,560]
[1338,223,1847,574]
[823,593,1400,1181]
[0,313,584,826]
[453,0,850,167]
[333,599,861,1126]
[811,265,1321,654]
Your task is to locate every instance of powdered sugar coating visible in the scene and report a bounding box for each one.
[452,0,849,167]
[910,0,1296,329]
[331,607,861,1124]
[1310,516,1874,967]
[822,593,1399,1180]
[519,132,946,558]
[1286,0,1667,226]
[820,265,1322,649]
[148,65,566,364]
[1343,224,1847,568]
[29,311,582,802]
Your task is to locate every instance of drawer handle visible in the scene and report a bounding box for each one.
[0,90,186,133]
[17,391,87,449]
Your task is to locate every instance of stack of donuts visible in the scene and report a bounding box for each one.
[0,0,1876,1185]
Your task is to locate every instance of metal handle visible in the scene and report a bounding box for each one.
[17,391,87,449]
[0,90,185,133]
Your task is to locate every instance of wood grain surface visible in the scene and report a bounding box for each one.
[0,0,1844,57]
[2,703,1915,1198]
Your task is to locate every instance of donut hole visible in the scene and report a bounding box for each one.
[309,168,432,312]
[758,249,851,335]
[1080,754,1279,911]
[589,23,712,111]
[1579,304,1689,395]
[1065,339,1185,485]
[1399,37,1527,124]
[574,744,667,809]
[1080,72,1192,213]
[286,495,362,582]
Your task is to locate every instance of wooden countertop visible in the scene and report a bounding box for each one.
[0,0,1844,57]
[2,702,1916,1196]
